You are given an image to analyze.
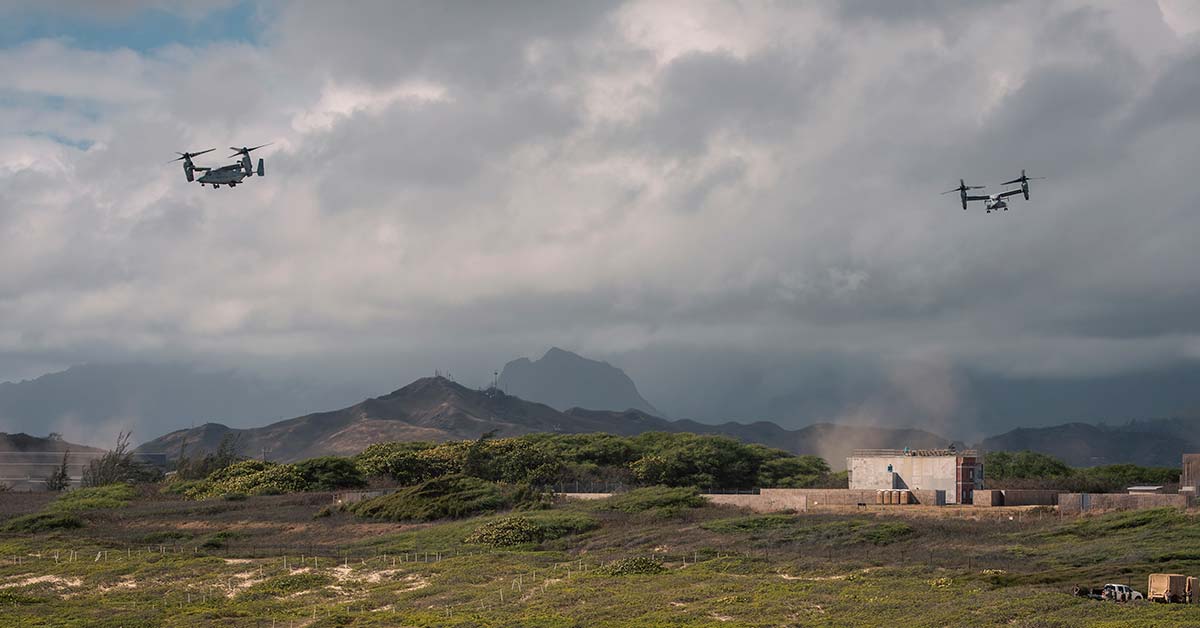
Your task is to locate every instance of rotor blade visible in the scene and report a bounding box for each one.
[941,188,961,195]
[1000,178,1022,185]
[968,185,985,189]
[192,148,215,157]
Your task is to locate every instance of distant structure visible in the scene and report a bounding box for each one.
[847,448,983,505]
[1180,454,1200,496]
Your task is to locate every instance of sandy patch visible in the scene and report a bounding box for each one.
[1,575,83,589]
[223,558,253,564]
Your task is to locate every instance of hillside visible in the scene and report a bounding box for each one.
[139,376,951,464]
[978,418,1200,467]
[498,347,660,415]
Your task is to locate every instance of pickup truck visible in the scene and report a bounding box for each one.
[1102,584,1143,602]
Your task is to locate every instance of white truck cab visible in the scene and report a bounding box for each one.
[1103,584,1143,602]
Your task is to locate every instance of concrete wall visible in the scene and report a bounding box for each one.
[974,490,1003,507]
[1002,490,1059,506]
[1183,454,1200,490]
[849,456,961,503]
[708,492,808,513]
[1058,493,1190,514]
[973,489,1060,507]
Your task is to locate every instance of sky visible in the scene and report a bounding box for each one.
[3,1,1200,438]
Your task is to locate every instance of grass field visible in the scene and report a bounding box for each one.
[3,487,1200,627]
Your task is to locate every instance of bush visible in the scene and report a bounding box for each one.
[596,486,706,513]
[238,573,333,601]
[49,484,136,512]
[293,457,366,491]
[347,475,508,521]
[0,591,45,606]
[702,515,795,534]
[464,512,598,547]
[4,512,83,533]
[186,460,308,499]
[595,557,665,576]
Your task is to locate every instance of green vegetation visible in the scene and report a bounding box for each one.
[356,432,840,490]
[985,450,1180,492]
[178,457,365,499]
[594,556,666,575]
[701,514,796,533]
[464,512,598,547]
[237,573,334,601]
[594,485,706,515]
[347,474,511,521]
[6,485,1200,626]
[48,483,136,512]
[81,432,161,487]
[3,511,83,533]
[293,456,367,491]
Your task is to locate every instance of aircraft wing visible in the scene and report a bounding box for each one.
[965,195,990,202]
[997,188,1024,199]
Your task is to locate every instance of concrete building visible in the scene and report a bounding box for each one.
[847,448,983,505]
[1181,454,1200,496]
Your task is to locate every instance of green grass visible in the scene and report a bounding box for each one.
[593,486,706,514]
[347,474,510,521]
[8,488,1200,626]
[3,511,83,533]
[49,484,136,512]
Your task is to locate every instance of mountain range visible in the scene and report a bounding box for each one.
[138,376,954,467]
[5,351,1200,469]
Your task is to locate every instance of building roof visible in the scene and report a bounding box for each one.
[851,448,978,457]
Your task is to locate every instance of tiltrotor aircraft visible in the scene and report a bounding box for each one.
[943,169,1045,213]
[170,143,270,189]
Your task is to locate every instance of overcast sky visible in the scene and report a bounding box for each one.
[3,1,1200,435]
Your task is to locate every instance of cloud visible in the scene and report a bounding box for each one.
[1,0,1200,433]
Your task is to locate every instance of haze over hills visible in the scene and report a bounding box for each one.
[0,363,370,446]
[498,348,660,415]
[138,376,954,466]
[979,418,1200,467]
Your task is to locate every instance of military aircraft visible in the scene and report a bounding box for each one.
[170,143,270,189]
[943,169,1045,213]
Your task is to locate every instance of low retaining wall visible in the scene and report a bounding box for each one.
[708,492,807,513]
[973,489,1059,507]
[561,488,946,512]
[1058,493,1190,514]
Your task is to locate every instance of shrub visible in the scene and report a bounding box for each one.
[49,484,136,512]
[464,512,598,547]
[702,515,795,533]
[595,557,665,576]
[238,573,333,601]
[355,441,439,484]
[347,475,508,521]
[4,512,83,533]
[186,460,308,499]
[596,486,706,513]
[0,591,45,606]
[293,457,366,491]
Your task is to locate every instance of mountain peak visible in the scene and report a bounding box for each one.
[498,348,660,415]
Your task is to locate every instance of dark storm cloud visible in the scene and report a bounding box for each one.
[3,1,1200,436]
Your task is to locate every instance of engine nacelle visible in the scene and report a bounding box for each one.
[257,158,264,177]
[1023,181,1029,200]
[184,162,194,183]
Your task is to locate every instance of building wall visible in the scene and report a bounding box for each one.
[1182,454,1200,490]
[849,456,966,503]
[1058,493,1189,514]
[972,489,1059,507]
